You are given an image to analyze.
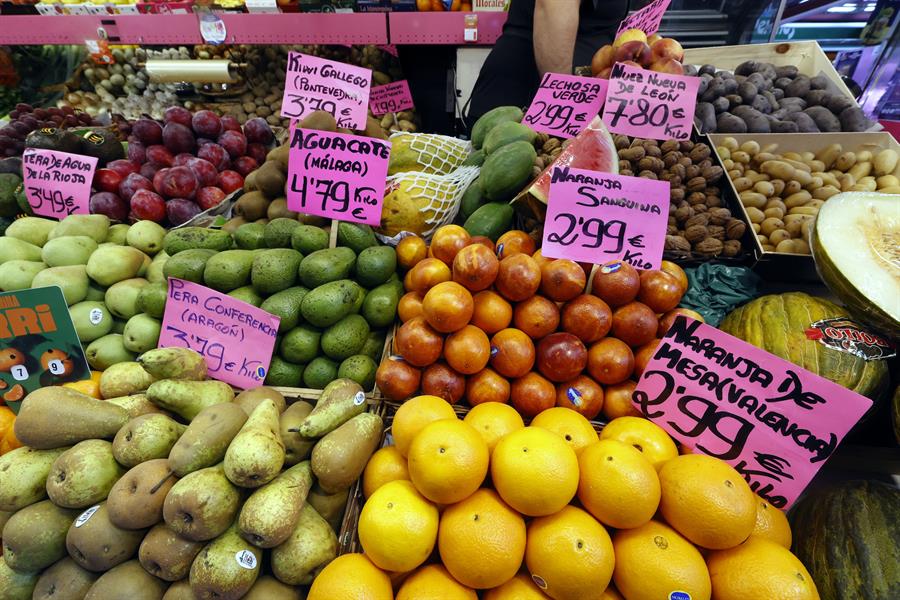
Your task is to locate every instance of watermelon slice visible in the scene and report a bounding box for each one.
[527,116,619,204]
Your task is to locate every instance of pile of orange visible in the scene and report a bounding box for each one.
[0,405,21,456]
[309,398,815,600]
[375,225,703,421]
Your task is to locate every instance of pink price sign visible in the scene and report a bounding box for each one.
[541,167,669,270]
[633,317,873,508]
[22,147,97,219]
[377,44,399,57]
[369,80,415,116]
[158,278,281,390]
[616,0,672,36]
[602,62,699,141]
[522,73,608,138]
[286,126,391,226]
[281,51,372,130]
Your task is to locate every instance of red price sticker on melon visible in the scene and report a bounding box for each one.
[541,167,669,269]
[602,62,699,141]
[158,278,280,390]
[633,317,873,508]
[523,73,608,138]
[369,80,414,116]
[281,51,372,130]
[22,147,97,219]
[616,0,672,37]
[286,126,390,226]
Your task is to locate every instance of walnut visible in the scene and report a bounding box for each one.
[706,195,723,208]
[685,213,709,229]
[667,224,679,236]
[645,144,662,158]
[638,170,658,179]
[534,156,545,169]
[618,146,646,162]
[722,239,742,257]
[618,159,632,172]
[699,159,713,170]
[670,188,685,203]
[687,177,707,193]
[694,238,724,255]
[708,225,726,240]
[620,169,634,177]
[726,218,747,240]
[669,163,687,180]
[686,165,702,180]
[685,225,708,243]
[702,165,724,183]
[638,156,664,173]
[542,138,561,153]
[535,132,550,146]
[708,207,732,226]
[688,191,707,205]
[614,134,631,149]
[679,156,693,168]
[663,151,682,168]
[531,165,543,178]
[667,176,683,188]
[693,204,709,213]
[665,235,691,252]
[706,186,721,196]
[690,145,711,162]
[661,140,680,154]
[679,140,695,152]
[674,205,694,223]
[667,216,677,226]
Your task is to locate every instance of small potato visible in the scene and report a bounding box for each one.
[745,206,766,223]
[784,190,813,209]
[835,151,856,171]
[807,199,825,209]
[757,234,770,246]
[815,143,843,170]
[760,143,779,154]
[775,239,797,253]
[800,152,816,162]
[838,173,856,191]
[806,176,824,190]
[723,159,737,170]
[771,179,786,196]
[751,223,762,233]
[770,229,792,246]
[762,244,776,252]
[733,177,754,192]
[765,198,786,213]
[813,185,841,200]
[850,182,877,192]
[873,148,899,176]
[760,160,796,180]
[722,137,739,151]
[876,175,899,189]
[755,152,779,164]
[740,191,769,209]
[783,152,803,162]
[848,161,872,180]
[732,151,751,164]
[793,170,813,187]
[789,206,819,216]
[793,239,811,255]
[739,140,760,155]
[805,160,826,173]
[813,171,840,188]
[765,207,785,220]
[728,169,744,180]
[754,181,775,197]
[785,218,809,236]
[877,185,900,193]
[856,150,873,163]
[783,158,812,173]
[717,147,732,160]
[784,180,803,196]
[760,217,785,236]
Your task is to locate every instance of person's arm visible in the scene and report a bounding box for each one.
[533,0,582,75]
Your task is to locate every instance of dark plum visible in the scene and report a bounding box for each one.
[246,143,268,165]
[232,156,258,177]
[107,159,140,178]
[162,122,196,154]
[173,153,194,167]
[192,110,223,138]
[217,130,247,159]
[15,103,32,112]
[127,141,146,164]
[93,169,123,194]
[146,145,175,167]
[196,186,226,210]
[186,157,218,187]
[132,118,163,145]
[166,198,202,226]
[90,192,128,221]
[119,172,153,202]
[140,162,165,181]
[130,189,166,222]
[164,106,193,127]
[197,138,215,147]
[217,170,244,194]
[220,115,241,132]
[153,165,198,199]
[242,117,274,145]
[197,143,230,171]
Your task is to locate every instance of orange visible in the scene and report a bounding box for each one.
[398,291,425,322]
[660,260,688,293]
[707,537,819,600]
[484,573,551,599]
[362,446,410,498]
[393,395,458,457]
[601,381,641,420]
[63,374,102,399]
[397,564,478,600]
[496,230,536,259]
[423,281,474,333]
[612,520,712,600]
[444,325,491,375]
[539,259,587,302]
[531,248,552,268]
[465,368,511,406]
[430,224,471,264]
[406,257,452,293]
[577,439,660,529]
[0,406,15,441]
[510,372,556,418]
[0,425,22,455]
[751,495,792,549]
[438,488,526,589]
[586,337,634,386]
[491,426,579,517]
[453,243,500,292]
[396,316,444,367]
[554,375,604,420]
[490,328,535,379]
[525,505,615,600]
[601,588,624,600]
[408,419,489,504]
[530,407,598,455]
[495,254,542,302]
[471,291,513,335]
[598,416,678,470]
[358,480,439,572]
[307,553,393,600]
[463,401,524,452]
[397,234,428,270]
[658,454,756,550]
[513,295,560,340]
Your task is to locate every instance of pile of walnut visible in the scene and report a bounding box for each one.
[718,137,899,254]
[532,132,566,179]
[615,136,747,258]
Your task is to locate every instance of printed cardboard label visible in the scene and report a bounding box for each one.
[632,317,874,508]
[158,279,280,390]
[541,167,670,269]
[281,51,373,130]
[602,63,699,141]
[523,73,608,138]
[616,0,672,36]
[286,126,390,226]
[22,147,97,219]
[369,80,415,116]
[0,287,92,414]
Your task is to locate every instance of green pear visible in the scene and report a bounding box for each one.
[189,524,261,600]
[113,414,186,467]
[163,465,240,542]
[306,483,349,532]
[5,216,56,247]
[111,317,127,334]
[224,399,285,488]
[105,393,164,418]
[105,223,130,245]
[0,237,42,264]
[244,575,302,600]
[136,281,168,318]
[105,278,149,319]
[85,333,137,370]
[2,500,79,572]
[123,313,161,353]
[168,403,247,477]
[147,379,234,421]
[84,280,106,301]
[14,386,129,449]
[83,560,167,600]
[106,459,177,530]
[0,510,10,531]
[86,245,146,286]
[68,300,113,342]
[311,412,383,494]
[0,260,46,291]
[270,503,337,585]
[297,378,366,438]
[65,502,146,572]
[46,440,125,509]
[280,401,315,467]
[33,265,89,305]
[49,214,110,243]
[99,361,156,398]
[146,251,169,284]
[0,446,68,511]
[138,524,204,582]
[33,557,99,600]
[0,555,39,600]
[238,461,313,548]
[127,220,166,256]
[162,580,194,600]
[233,386,286,416]
[41,235,98,267]
[138,347,207,381]
[137,252,152,278]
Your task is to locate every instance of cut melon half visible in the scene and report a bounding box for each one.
[812,192,900,339]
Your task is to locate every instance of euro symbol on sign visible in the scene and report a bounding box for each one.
[628,234,645,248]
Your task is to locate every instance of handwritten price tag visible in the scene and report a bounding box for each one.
[616,0,672,36]
[523,73,608,138]
[602,63,699,141]
[369,80,415,116]
[281,51,373,130]
[22,147,97,219]
[542,167,669,269]
[286,126,391,226]
[633,317,873,508]
[158,278,280,390]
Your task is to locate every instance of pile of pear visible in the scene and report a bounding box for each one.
[0,347,384,600]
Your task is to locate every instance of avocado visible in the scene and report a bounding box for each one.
[228,285,264,307]
[336,222,377,254]
[355,246,396,288]
[234,222,267,250]
[290,225,330,255]
[320,314,370,361]
[203,249,255,292]
[360,331,387,362]
[338,355,378,391]
[279,325,322,365]
[0,173,23,218]
[260,286,309,332]
[25,127,81,154]
[298,247,356,289]
[265,357,304,387]
[300,279,361,328]
[264,218,301,248]
[251,248,302,295]
[163,227,233,255]
[78,130,125,166]
[361,281,400,329]
[302,357,339,389]
[163,248,216,283]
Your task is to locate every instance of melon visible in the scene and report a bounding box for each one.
[811,192,899,340]
[790,479,900,600]
[720,292,889,401]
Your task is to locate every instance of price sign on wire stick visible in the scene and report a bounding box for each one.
[616,0,672,36]
[286,126,391,226]
[601,62,699,141]
[541,167,670,269]
[281,51,372,130]
[22,147,97,218]
[158,278,280,390]
[632,316,873,508]
[369,80,415,116]
[523,73,608,138]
